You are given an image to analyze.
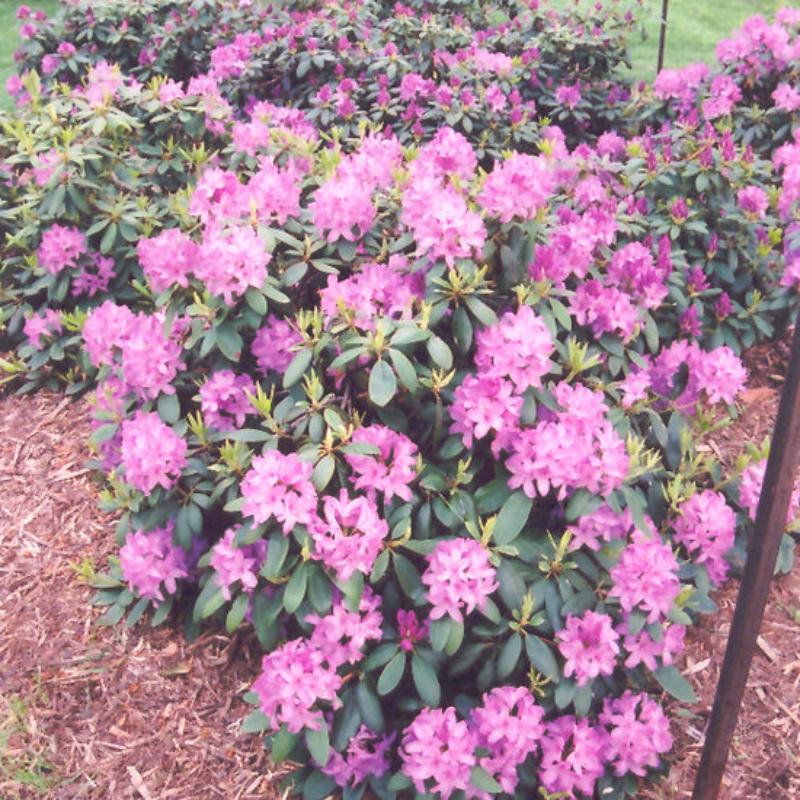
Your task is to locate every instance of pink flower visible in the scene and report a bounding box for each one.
[539,715,607,798]
[737,185,769,218]
[607,241,669,310]
[608,529,681,623]
[195,224,270,303]
[37,224,87,274]
[555,83,581,109]
[209,527,267,600]
[703,75,742,119]
[310,173,376,243]
[345,425,418,503]
[82,301,136,367]
[478,153,555,224]
[475,305,553,391]
[567,504,632,552]
[400,707,478,797]
[773,83,800,112]
[23,309,62,349]
[199,370,255,431]
[306,589,384,670]
[252,315,302,375]
[600,692,672,777]
[397,609,429,651]
[138,228,197,293]
[323,725,393,787]
[119,522,189,602]
[449,374,522,455]
[422,538,498,622]
[118,315,184,401]
[570,279,640,341]
[252,639,342,733]
[621,622,686,671]
[556,610,620,686]
[240,450,317,533]
[470,686,545,793]
[120,411,187,494]
[308,491,389,582]
[673,490,736,586]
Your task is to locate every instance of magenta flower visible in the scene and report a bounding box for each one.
[422,538,498,622]
[556,610,620,686]
[567,505,633,552]
[539,715,607,798]
[449,374,523,455]
[308,491,389,582]
[322,725,394,787]
[209,527,267,600]
[600,692,672,777]
[737,185,769,218]
[470,686,545,793]
[120,411,187,495]
[240,450,317,533]
[37,224,87,274]
[345,424,418,503]
[673,490,736,586]
[478,153,555,223]
[475,305,554,391]
[252,315,302,375]
[199,370,256,431]
[400,707,478,797]
[138,228,197,293]
[119,522,189,602]
[252,639,342,734]
[82,301,136,367]
[621,622,686,671]
[23,309,62,349]
[310,172,376,243]
[397,610,429,651]
[608,529,681,623]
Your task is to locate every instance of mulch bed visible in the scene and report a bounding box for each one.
[0,336,797,799]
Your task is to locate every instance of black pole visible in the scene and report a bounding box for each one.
[692,313,800,799]
[656,0,669,74]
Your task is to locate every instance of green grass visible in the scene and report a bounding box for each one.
[0,0,60,110]
[627,0,787,83]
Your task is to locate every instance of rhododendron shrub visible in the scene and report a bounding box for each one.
[3,4,800,800]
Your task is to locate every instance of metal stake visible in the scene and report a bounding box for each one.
[692,314,800,799]
[656,0,670,74]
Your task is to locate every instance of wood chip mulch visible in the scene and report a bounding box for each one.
[0,334,798,799]
[0,392,281,800]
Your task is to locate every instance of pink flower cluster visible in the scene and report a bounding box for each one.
[251,315,302,375]
[478,153,555,223]
[422,538,498,622]
[739,459,800,525]
[539,715,607,798]
[556,609,620,686]
[308,491,389,582]
[673,490,736,585]
[23,309,62,349]
[120,411,187,494]
[401,686,545,798]
[252,592,382,734]
[345,424,418,503]
[608,529,681,623]
[240,450,317,533]
[119,522,189,602]
[37,224,87,274]
[507,382,629,500]
[209,527,268,600]
[322,726,394,787]
[199,370,256,431]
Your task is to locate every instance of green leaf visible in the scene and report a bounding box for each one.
[377,652,406,695]
[312,454,336,491]
[470,766,502,794]
[217,324,243,362]
[100,221,117,254]
[411,654,440,706]
[429,617,452,652]
[393,553,423,601]
[245,288,268,315]
[525,635,560,680]
[496,559,526,611]
[565,490,603,523]
[445,619,465,655]
[388,348,418,392]
[226,592,249,633]
[355,681,385,732]
[241,709,271,734]
[157,392,180,425]
[497,633,522,679]
[270,727,298,763]
[284,563,308,613]
[305,724,330,766]
[283,349,313,388]
[427,336,453,370]
[654,665,697,703]
[200,588,226,619]
[97,602,126,626]
[493,491,532,545]
[368,360,397,407]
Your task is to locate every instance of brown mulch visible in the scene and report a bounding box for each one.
[0,334,798,799]
[0,392,280,799]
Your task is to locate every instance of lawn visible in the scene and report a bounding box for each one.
[626,0,787,82]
